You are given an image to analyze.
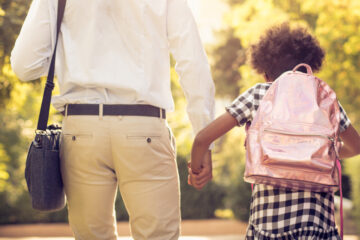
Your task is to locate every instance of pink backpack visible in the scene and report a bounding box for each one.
[245,63,344,237]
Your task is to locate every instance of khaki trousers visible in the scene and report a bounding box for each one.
[60,114,180,240]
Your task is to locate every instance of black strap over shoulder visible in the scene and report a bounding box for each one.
[37,0,67,131]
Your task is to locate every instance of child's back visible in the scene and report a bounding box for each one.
[189,23,360,240]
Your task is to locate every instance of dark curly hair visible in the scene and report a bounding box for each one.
[250,23,325,81]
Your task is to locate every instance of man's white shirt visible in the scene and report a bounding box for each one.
[11,0,215,134]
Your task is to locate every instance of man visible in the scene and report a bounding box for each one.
[11,0,215,239]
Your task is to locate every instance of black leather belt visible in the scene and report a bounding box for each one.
[63,104,166,119]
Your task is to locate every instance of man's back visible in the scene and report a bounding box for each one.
[55,0,171,106]
[11,0,215,134]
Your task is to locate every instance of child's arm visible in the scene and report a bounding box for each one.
[189,112,238,188]
[339,124,360,158]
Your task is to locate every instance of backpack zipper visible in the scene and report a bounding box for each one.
[263,129,334,142]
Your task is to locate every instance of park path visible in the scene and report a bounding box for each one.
[0,219,358,240]
[0,219,246,239]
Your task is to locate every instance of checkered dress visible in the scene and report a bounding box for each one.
[226,83,351,240]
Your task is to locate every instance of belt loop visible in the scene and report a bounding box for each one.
[99,104,103,120]
[159,107,162,119]
[65,104,68,118]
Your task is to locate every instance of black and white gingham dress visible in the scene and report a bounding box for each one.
[226,83,351,240]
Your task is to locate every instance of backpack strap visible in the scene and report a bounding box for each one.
[336,159,343,240]
[244,121,254,192]
[244,121,251,149]
[37,0,67,131]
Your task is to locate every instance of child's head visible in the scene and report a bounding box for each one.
[250,22,325,81]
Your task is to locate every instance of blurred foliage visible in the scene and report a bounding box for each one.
[0,0,31,108]
[177,155,226,219]
[211,29,245,99]
[1,0,360,233]
[345,158,360,234]
[212,128,252,221]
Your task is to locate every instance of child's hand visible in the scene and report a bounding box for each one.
[187,166,202,189]
[187,150,213,190]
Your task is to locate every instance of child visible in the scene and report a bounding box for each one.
[188,23,360,239]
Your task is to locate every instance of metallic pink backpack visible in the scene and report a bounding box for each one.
[244,63,342,193]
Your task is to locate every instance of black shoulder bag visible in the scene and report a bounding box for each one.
[25,0,67,212]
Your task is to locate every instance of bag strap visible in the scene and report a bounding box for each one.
[336,159,343,240]
[37,0,67,131]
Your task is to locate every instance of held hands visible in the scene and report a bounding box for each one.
[187,112,238,190]
[187,150,212,190]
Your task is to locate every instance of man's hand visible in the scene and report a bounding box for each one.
[187,150,212,190]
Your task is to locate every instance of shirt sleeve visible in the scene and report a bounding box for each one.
[10,0,57,81]
[167,0,215,135]
[226,85,258,127]
[338,101,351,133]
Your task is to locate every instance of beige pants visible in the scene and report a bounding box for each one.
[60,114,180,240]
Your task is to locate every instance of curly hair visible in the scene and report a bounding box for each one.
[250,23,325,81]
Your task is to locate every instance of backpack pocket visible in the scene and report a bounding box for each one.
[260,128,335,173]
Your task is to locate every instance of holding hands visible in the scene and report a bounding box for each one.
[188,150,212,190]
[187,112,239,190]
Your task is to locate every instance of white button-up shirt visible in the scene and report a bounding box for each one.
[11,0,215,134]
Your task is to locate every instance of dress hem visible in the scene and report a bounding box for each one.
[246,223,341,240]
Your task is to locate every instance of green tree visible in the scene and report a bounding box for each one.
[211,29,245,99]
[0,0,31,107]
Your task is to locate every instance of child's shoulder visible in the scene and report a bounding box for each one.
[253,82,272,89]
[245,82,272,95]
